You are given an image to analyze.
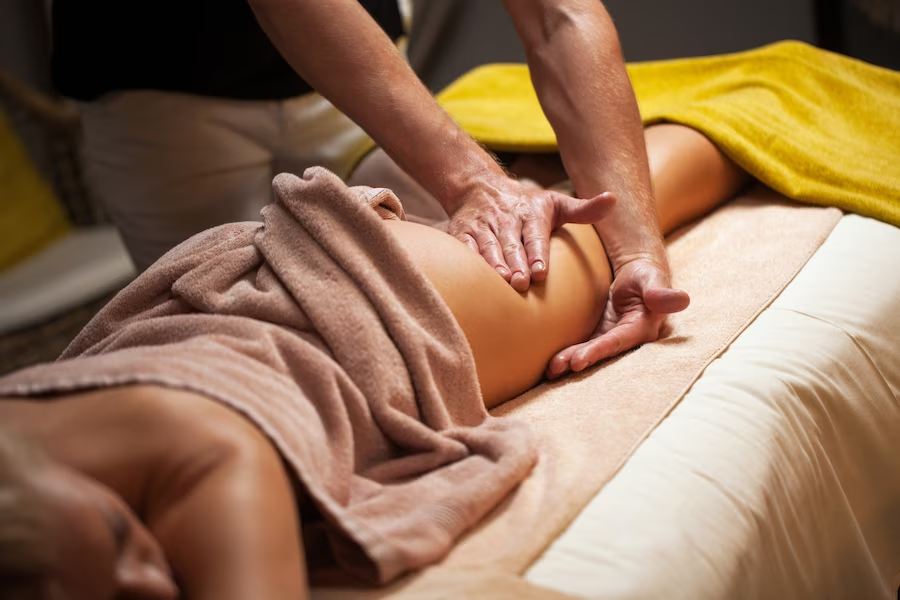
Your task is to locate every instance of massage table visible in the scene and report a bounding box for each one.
[502,42,900,599]
[3,36,890,598]
[313,40,900,599]
[308,189,898,600]
[525,211,900,599]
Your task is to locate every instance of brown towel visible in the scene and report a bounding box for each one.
[0,167,537,584]
[311,189,842,599]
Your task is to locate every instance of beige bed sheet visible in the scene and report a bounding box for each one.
[527,213,900,599]
[311,188,842,598]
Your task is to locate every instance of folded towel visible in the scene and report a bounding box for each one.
[437,40,900,226]
[312,190,843,600]
[0,167,537,584]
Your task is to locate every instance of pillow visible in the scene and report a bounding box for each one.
[0,108,71,272]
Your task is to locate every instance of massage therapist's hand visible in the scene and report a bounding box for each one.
[446,175,617,293]
[545,258,690,378]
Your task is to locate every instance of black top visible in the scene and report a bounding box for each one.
[51,0,404,101]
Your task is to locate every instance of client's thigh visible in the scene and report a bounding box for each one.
[384,220,610,407]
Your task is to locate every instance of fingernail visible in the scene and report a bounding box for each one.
[496,266,510,278]
[511,272,528,292]
[532,261,545,274]
[571,355,589,372]
[547,356,569,379]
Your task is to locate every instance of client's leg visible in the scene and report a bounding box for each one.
[383,218,609,407]
[506,123,753,235]
[355,123,752,233]
[644,124,752,234]
[352,124,752,406]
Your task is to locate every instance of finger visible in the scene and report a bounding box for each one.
[570,322,649,372]
[545,344,582,379]
[547,312,658,378]
[551,191,617,229]
[457,231,479,254]
[520,215,552,283]
[468,227,512,282]
[497,220,530,292]
[644,287,691,314]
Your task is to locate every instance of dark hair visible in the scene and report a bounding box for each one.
[0,430,52,599]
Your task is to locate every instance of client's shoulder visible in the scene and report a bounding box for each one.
[1,384,275,481]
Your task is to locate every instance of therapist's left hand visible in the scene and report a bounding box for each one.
[545,258,690,378]
[446,176,617,293]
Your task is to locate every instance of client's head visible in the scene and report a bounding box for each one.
[0,429,177,599]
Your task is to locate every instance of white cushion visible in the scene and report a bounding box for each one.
[0,226,135,334]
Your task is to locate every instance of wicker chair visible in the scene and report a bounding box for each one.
[0,66,135,375]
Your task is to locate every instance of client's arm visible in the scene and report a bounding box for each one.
[0,386,310,600]
[144,391,309,600]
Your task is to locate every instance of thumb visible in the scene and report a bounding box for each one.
[551,191,617,229]
[644,287,691,314]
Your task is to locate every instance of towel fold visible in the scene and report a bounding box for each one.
[437,40,900,226]
[0,167,537,584]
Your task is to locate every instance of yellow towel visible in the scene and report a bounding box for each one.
[437,41,900,227]
[0,109,70,271]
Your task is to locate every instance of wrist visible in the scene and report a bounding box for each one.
[593,218,669,275]
[431,145,509,216]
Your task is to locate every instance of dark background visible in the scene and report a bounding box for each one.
[1,0,898,180]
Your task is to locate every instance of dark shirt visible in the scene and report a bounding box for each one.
[51,0,404,101]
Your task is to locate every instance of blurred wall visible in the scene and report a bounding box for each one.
[410,0,817,92]
[0,0,55,180]
[605,0,816,61]
[839,0,900,70]
[0,0,52,90]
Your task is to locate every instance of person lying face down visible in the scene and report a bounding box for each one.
[0,429,178,599]
[0,124,750,599]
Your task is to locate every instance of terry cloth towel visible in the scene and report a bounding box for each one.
[436,40,900,226]
[312,188,843,600]
[0,167,537,584]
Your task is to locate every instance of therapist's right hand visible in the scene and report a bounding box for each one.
[445,175,617,293]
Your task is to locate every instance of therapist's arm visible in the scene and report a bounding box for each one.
[502,0,691,375]
[248,0,615,292]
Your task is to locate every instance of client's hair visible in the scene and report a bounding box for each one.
[0,430,51,599]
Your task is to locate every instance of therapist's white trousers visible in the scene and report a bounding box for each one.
[78,91,374,271]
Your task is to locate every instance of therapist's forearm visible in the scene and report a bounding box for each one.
[248,0,507,214]
[504,0,666,267]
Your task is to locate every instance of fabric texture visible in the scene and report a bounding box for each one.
[527,213,900,599]
[0,167,536,584]
[312,187,842,599]
[436,40,900,227]
[0,109,70,272]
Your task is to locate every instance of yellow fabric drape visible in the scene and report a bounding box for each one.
[0,109,70,271]
[436,41,900,227]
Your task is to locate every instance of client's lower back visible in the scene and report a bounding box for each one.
[383,220,610,407]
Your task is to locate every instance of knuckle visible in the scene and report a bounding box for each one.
[522,235,546,250]
[502,240,522,254]
[480,237,500,250]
